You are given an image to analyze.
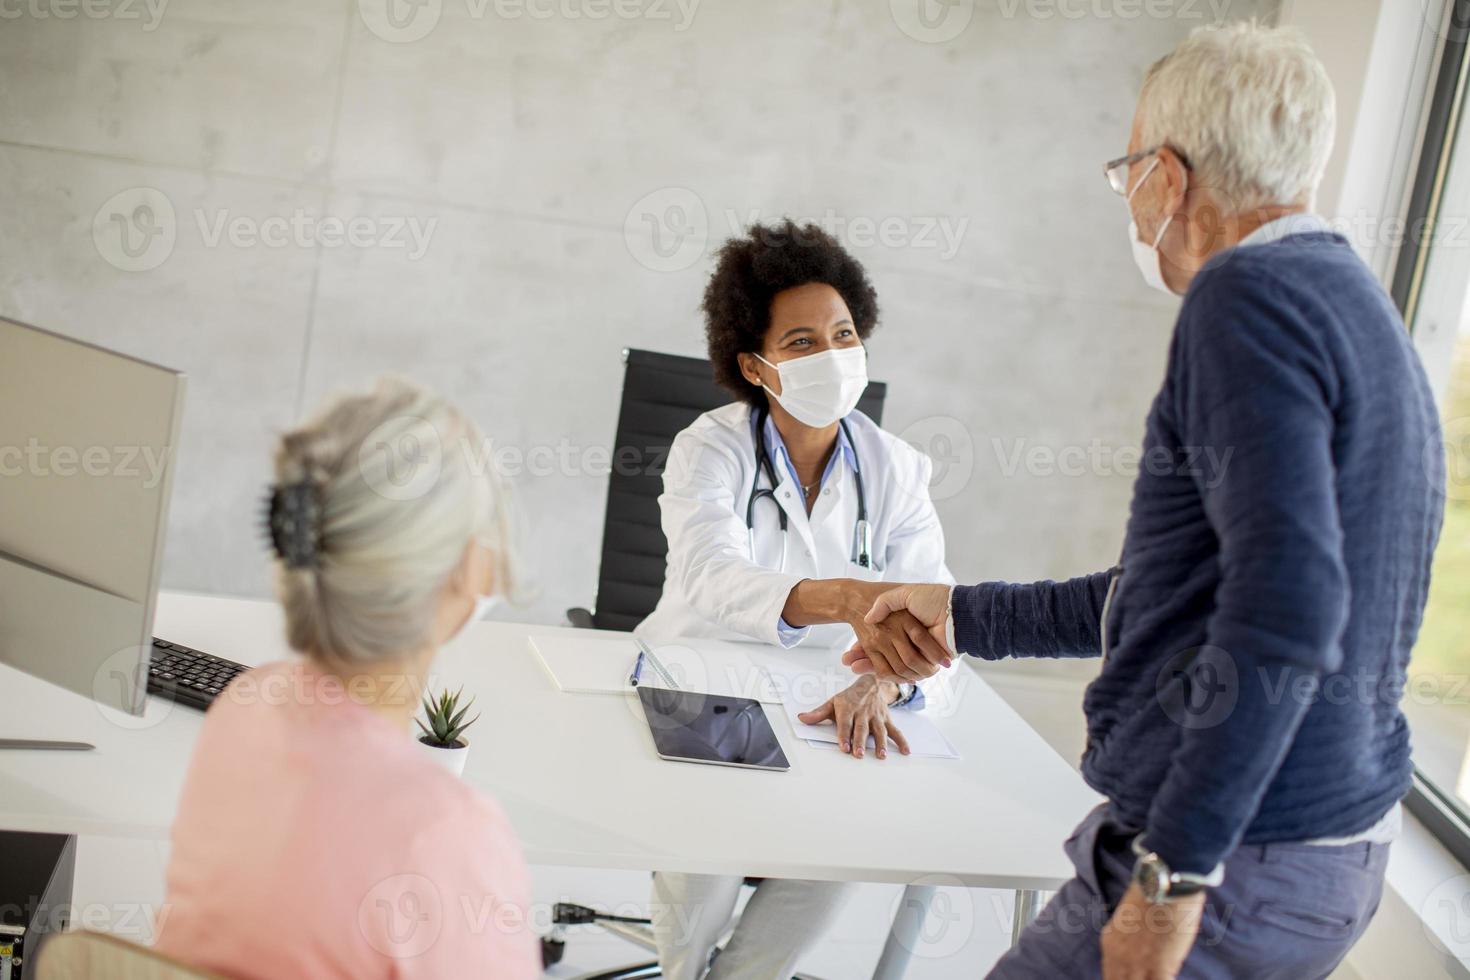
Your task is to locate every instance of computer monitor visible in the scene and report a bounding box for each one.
[0,316,185,732]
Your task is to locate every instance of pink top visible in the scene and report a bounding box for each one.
[156,660,539,979]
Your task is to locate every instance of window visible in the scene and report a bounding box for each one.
[1404,309,1470,825]
[1396,0,1470,862]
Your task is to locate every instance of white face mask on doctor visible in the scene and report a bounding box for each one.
[755,346,869,428]
[1126,156,1185,296]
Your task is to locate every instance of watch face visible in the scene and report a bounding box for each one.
[1136,858,1167,901]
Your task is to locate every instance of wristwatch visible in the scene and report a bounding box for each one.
[887,682,916,706]
[1130,835,1224,903]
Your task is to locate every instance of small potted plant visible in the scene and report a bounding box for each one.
[416,686,478,777]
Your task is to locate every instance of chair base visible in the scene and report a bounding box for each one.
[560,963,823,980]
[563,963,663,980]
[546,912,824,980]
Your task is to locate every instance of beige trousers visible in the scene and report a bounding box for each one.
[650,871,856,980]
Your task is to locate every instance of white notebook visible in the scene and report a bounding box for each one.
[528,632,780,703]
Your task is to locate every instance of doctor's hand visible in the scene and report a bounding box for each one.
[797,675,910,760]
[843,584,953,681]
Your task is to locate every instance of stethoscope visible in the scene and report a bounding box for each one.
[745,406,872,572]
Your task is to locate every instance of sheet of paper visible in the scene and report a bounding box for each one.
[753,653,960,760]
[528,633,779,702]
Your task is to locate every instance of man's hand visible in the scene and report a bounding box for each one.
[1100,883,1205,980]
[842,584,953,680]
[848,608,951,682]
[796,674,910,759]
[778,579,952,681]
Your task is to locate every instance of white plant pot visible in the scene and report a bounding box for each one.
[417,734,469,777]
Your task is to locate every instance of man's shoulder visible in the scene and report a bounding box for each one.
[1177,233,1373,349]
[1165,234,1380,416]
[1188,232,1361,306]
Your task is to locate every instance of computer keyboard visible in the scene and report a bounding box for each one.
[147,638,248,711]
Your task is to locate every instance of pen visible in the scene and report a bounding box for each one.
[0,739,94,751]
[634,636,680,690]
[629,650,646,687]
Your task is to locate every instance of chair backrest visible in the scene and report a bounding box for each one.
[587,348,886,631]
[37,931,219,980]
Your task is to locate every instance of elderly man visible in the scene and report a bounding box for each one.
[850,23,1444,980]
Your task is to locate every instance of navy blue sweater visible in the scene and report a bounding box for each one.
[953,230,1444,874]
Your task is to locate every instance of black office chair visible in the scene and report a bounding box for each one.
[549,348,885,979]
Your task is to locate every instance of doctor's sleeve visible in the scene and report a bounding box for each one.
[657,427,808,647]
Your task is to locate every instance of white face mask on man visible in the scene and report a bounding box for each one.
[755,346,869,428]
[1126,157,1182,295]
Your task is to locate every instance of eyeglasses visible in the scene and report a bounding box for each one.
[1103,145,1191,197]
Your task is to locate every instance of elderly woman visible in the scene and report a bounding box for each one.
[155,379,539,978]
[639,220,955,979]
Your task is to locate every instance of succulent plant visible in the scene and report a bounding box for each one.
[416,686,479,748]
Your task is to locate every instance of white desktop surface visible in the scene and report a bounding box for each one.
[1,592,1101,891]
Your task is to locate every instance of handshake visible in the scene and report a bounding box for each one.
[842,582,957,682]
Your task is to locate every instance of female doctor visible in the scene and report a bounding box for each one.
[638,220,954,980]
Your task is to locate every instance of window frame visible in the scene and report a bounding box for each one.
[1393,0,1470,320]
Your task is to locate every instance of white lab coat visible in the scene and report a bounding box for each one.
[638,402,954,651]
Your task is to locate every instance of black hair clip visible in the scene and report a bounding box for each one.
[265,480,322,569]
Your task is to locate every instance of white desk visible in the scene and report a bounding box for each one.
[1,592,1101,974]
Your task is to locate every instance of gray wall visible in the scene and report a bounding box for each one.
[0,0,1276,624]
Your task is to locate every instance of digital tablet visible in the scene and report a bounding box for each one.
[636,687,790,772]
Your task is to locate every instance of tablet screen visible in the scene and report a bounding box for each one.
[637,687,789,771]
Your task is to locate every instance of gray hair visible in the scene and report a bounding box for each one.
[1138,22,1336,212]
[272,377,516,665]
